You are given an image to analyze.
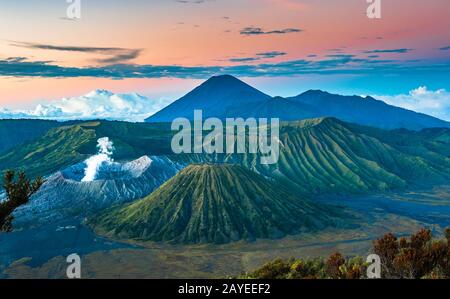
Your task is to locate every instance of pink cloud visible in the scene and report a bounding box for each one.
[262,0,309,10]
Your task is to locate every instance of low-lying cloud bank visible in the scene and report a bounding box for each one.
[1,87,449,123]
[375,87,450,122]
[0,90,171,122]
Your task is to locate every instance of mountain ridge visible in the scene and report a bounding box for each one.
[146,75,271,122]
[146,75,450,130]
[1,117,449,197]
[170,116,450,194]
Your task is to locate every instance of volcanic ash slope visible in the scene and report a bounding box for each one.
[13,156,183,228]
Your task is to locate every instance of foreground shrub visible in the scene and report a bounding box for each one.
[242,228,450,279]
[0,170,44,232]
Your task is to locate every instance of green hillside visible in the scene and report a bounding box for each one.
[347,123,450,162]
[274,118,450,193]
[89,164,345,244]
[0,122,96,178]
[1,118,449,195]
[0,121,174,178]
[172,118,450,194]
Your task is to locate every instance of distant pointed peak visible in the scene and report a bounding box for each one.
[300,89,331,97]
[187,74,269,97]
[201,74,247,87]
[207,74,240,81]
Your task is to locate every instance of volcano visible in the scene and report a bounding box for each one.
[13,156,183,228]
[145,75,450,130]
[90,163,346,244]
[145,75,271,122]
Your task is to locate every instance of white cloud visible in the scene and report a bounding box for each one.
[376,87,450,121]
[0,90,172,122]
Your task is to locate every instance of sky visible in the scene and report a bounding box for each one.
[0,0,449,121]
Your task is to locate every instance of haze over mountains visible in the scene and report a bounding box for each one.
[146,75,450,130]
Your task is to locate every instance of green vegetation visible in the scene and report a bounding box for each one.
[175,117,450,195]
[240,255,366,279]
[0,170,44,232]
[0,121,174,178]
[241,228,450,279]
[347,123,450,171]
[1,118,449,195]
[90,163,346,244]
[0,123,96,178]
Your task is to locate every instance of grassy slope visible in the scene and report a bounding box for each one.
[276,118,450,192]
[0,121,174,178]
[172,118,450,194]
[0,122,96,178]
[0,118,448,194]
[90,164,345,244]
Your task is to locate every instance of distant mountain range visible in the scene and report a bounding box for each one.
[146,75,450,130]
[89,164,346,244]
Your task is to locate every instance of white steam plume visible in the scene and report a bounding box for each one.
[81,137,114,182]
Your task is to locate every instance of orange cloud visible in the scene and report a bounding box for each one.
[262,0,309,11]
